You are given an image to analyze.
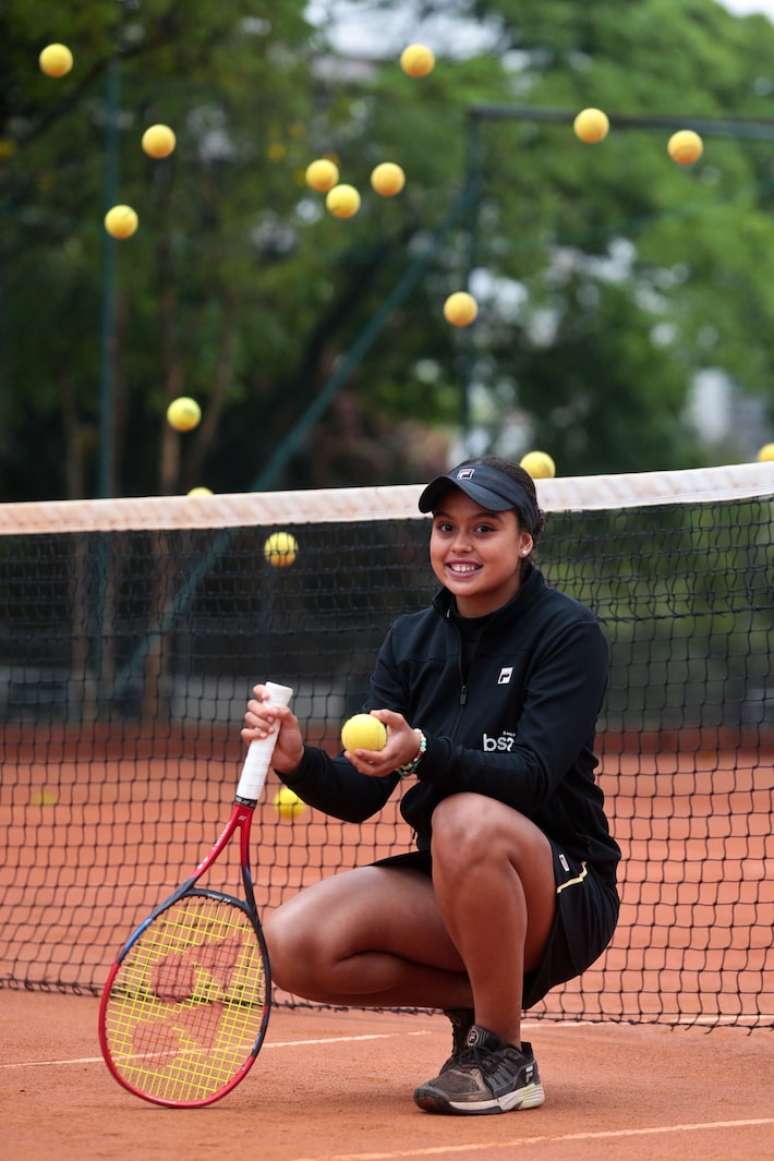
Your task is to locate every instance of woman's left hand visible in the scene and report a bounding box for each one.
[344,709,421,778]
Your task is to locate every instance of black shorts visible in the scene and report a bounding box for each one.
[371,843,619,1010]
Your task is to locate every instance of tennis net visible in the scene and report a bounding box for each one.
[0,463,772,1028]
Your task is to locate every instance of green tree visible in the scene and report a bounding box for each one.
[2,0,774,501]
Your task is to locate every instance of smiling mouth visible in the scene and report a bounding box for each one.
[446,563,482,576]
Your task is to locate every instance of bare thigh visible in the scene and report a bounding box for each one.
[264,863,466,973]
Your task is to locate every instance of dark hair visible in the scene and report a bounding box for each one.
[458,454,546,565]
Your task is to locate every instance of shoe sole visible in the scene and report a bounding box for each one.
[414,1082,545,1115]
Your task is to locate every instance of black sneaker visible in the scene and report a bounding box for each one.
[414,1024,545,1115]
[439,1008,474,1072]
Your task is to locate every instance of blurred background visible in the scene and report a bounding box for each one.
[2,0,774,502]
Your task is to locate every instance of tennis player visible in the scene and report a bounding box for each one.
[242,456,620,1115]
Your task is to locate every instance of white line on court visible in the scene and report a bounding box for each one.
[290,1119,774,1161]
[3,1014,771,1070]
[0,1030,432,1070]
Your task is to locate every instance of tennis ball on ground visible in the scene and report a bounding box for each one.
[326,184,361,219]
[400,44,435,77]
[142,124,176,159]
[520,450,556,479]
[341,713,388,753]
[306,158,340,192]
[273,785,306,821]
[263,531,299,568]
[39,44,73,77]
[573,107,609,144]
[668,130,703,165]
[166,397,201,432]
[443,292,478,328]
[104,205,139,239]
[187,486,213,497]
[371,163,406,197]
[30,788,59,806]
[757,443,774,462]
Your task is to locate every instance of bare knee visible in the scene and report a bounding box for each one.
[430,793,535,876]
[263,902,326,995]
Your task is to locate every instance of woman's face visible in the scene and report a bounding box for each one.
[429,489,533,617]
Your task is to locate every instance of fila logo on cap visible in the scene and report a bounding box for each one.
[498,667,513,684]
[456,468,475,479]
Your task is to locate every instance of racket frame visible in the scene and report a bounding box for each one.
[98,796,271,1109]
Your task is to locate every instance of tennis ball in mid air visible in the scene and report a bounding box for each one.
[668,130,703,165]
[142,124,176,159]
[400,43,435,77]
[263,531,298,568]
[573,107,609,144]
[341,713,388,753]
[104,205,138,239]
[166,397,201,432]
[371,163,406,197]
[306,158,340,192]
[520,450,556,479]
[187,486,213,497]
[757,442,774,462]
[443,292,478,328]
[39,44,73,77]
[273,785,306,821]
[326,184,361,218]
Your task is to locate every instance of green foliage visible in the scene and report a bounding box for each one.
[1,0,773,499]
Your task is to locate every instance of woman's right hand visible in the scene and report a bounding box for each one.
[241,684,305,775]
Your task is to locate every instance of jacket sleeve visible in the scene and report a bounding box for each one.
[415,617,608,816]
[279,627,405,823]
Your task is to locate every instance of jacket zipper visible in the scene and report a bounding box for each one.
[450,614,482,738]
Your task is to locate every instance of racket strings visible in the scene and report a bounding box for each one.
[103,894,266,1104]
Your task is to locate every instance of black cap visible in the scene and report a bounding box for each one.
[418,462,538,531]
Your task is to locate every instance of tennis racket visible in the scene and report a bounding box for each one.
[98,681,294,1108]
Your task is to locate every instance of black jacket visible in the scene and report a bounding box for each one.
[284,566,621,886]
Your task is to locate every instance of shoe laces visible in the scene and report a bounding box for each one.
[454,1044,503,1074]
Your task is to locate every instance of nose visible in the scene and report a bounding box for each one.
[450,528,473,553]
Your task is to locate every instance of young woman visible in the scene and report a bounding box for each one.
[242,456,620,1116]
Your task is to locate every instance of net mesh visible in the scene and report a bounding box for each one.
[0,465,772,1028]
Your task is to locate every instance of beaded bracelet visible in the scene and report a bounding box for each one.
[395,729,427,779]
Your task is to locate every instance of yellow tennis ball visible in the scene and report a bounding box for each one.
[104,205,138,239]
[326,183,361,219]
[187,486,213,497]
[520,450,556,479]
[39,44,73,78]
[263,531,299,568]
[371,162,406,197]
[400,43,435,77]
[757,442,774,462]
[443,291,478,328]
[668,130,703,166]
[341,713,388,753]
[273,785,306,821]
[142,123,176,159]
[573,107,609,144]
[166,397,201,432]
[306,158,340,192]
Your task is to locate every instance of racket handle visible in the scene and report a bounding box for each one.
[237,681,295,800]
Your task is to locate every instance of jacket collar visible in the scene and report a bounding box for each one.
[432,564,547,626]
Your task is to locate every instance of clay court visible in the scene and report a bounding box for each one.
[2,727,772,1160]
[3,995,773,1161]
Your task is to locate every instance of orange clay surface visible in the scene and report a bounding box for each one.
[2,993,773,1161]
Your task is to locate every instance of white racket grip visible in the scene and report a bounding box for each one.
[237,681,295,800]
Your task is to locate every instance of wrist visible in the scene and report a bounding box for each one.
[275,745,305,779]
[395,729,426,780]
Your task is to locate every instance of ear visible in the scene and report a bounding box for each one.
[518,530,534,559]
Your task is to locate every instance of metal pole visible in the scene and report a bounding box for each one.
[459,112,483,456]
[98,57,120,499]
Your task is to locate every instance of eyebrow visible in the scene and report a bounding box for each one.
[433,507,503,520]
